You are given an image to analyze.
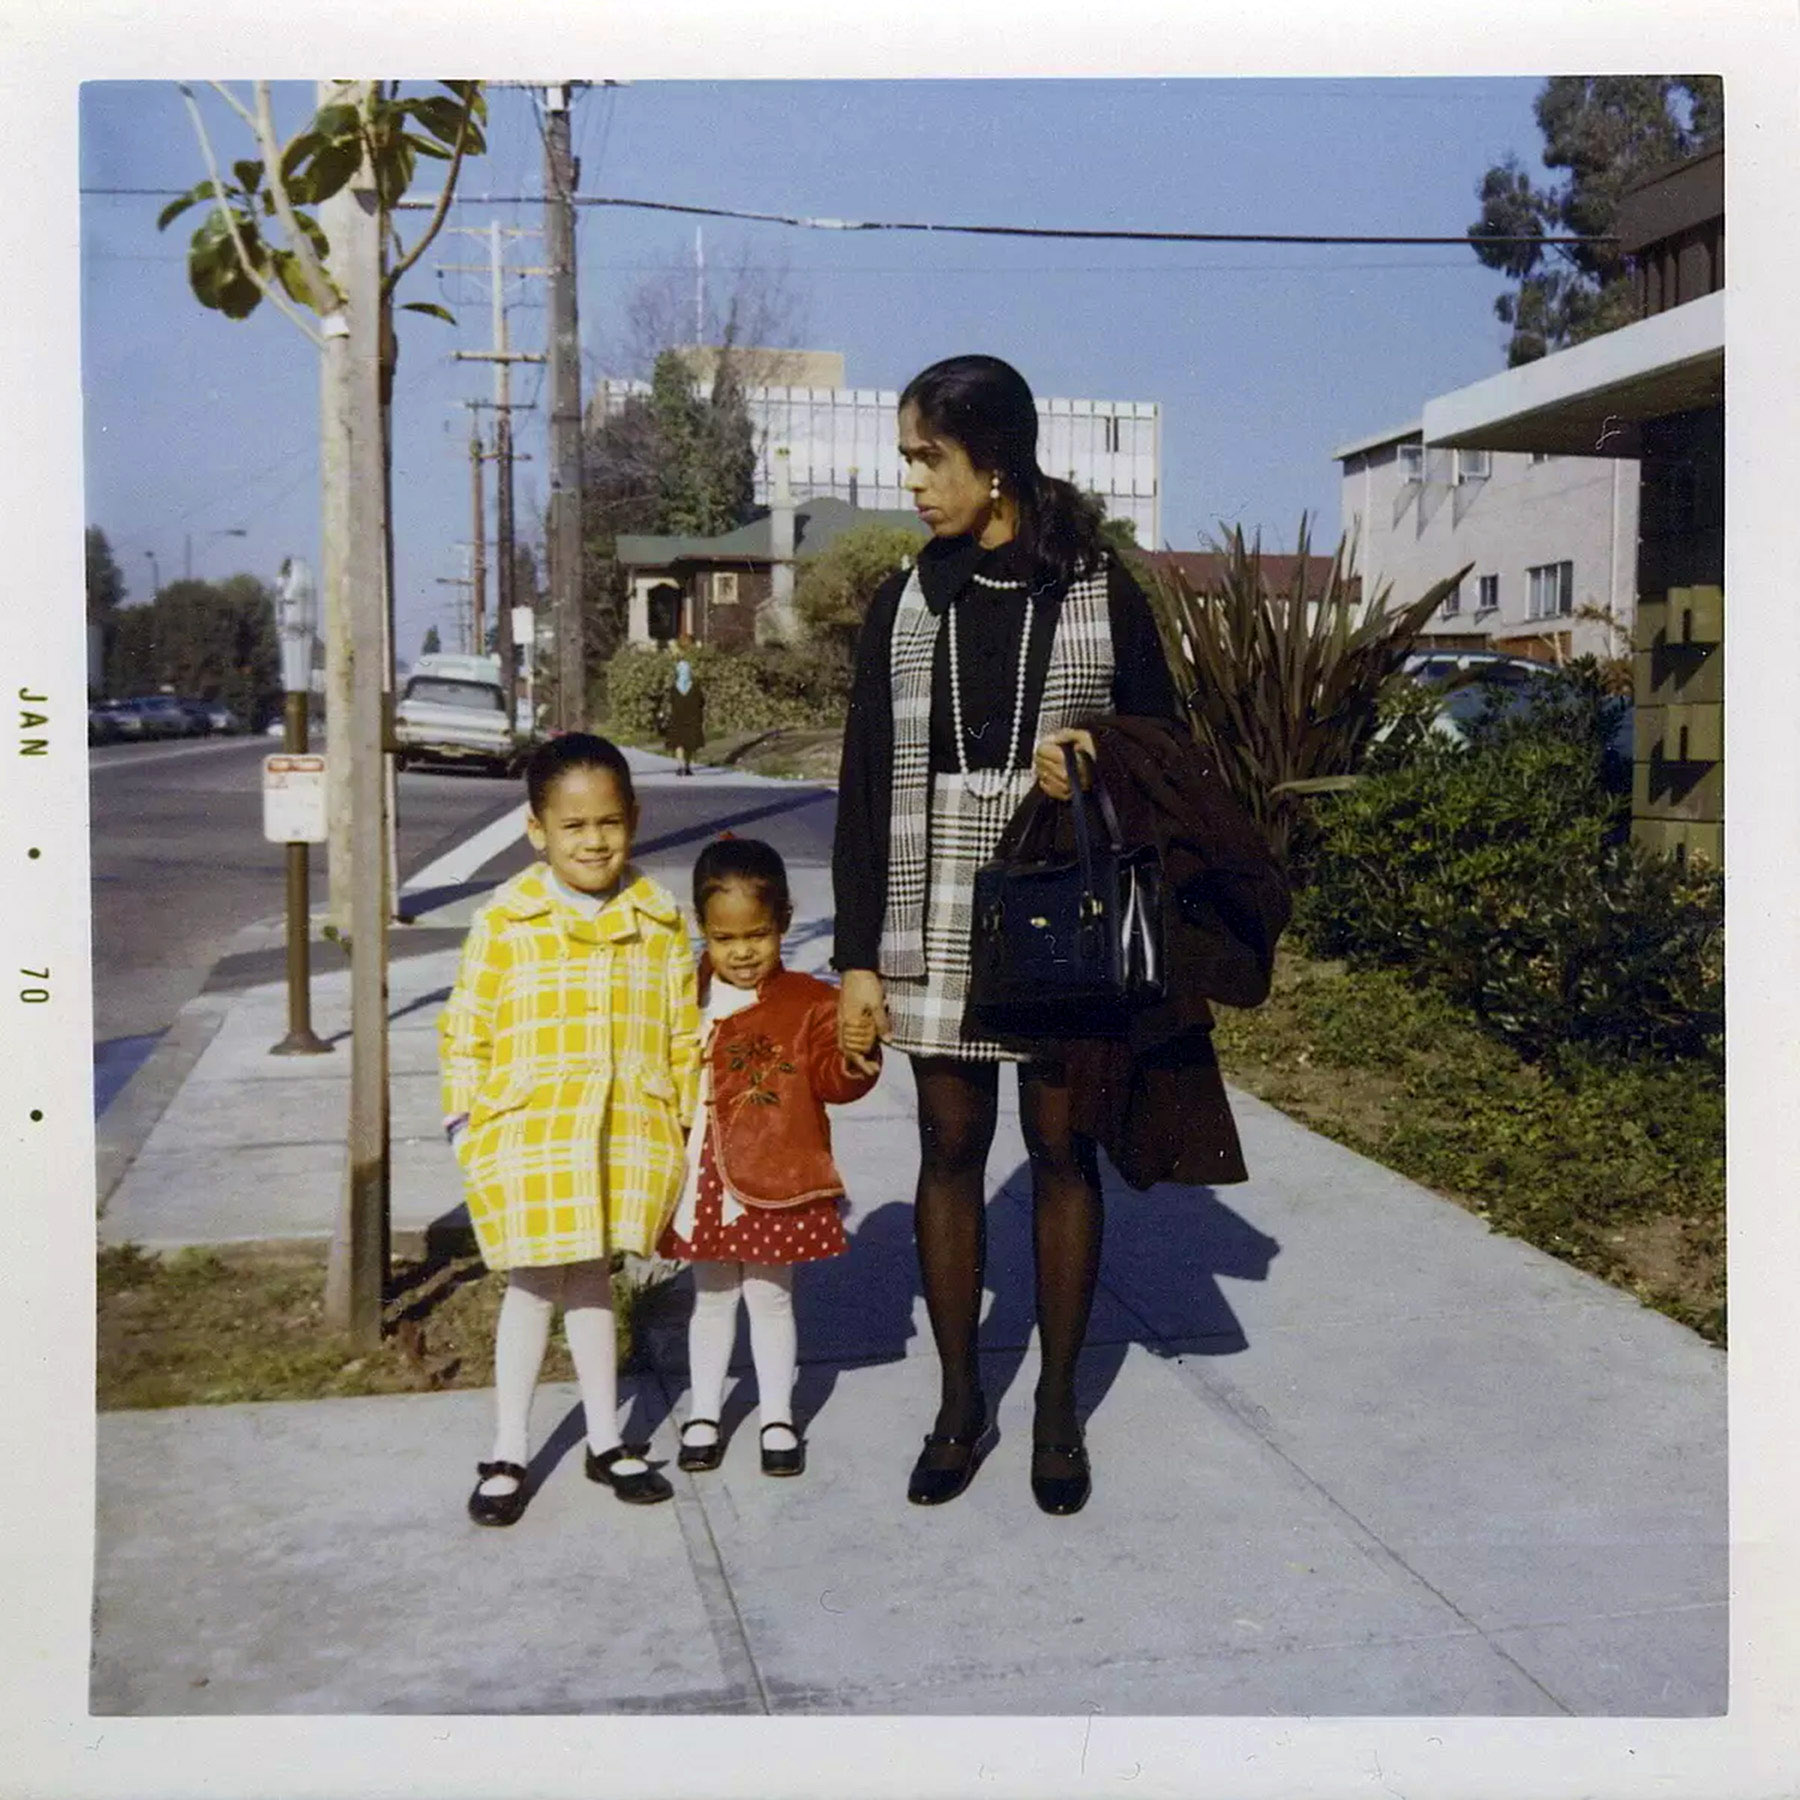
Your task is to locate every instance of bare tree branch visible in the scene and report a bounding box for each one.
[250,80,344,315]
[385,85,480,293]
[177,84,326,347]
[208,80,259,133]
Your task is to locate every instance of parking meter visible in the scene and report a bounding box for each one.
[276,556,318,694]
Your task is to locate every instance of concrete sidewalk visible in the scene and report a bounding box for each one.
[92,751,1726,1716]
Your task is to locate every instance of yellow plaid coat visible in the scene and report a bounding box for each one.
[439,863,701,1269]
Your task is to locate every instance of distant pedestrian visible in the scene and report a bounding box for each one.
[440,732,701,1527]
[658,837,880,1477]
[662,640,706,776]
[832,354,1183,1516]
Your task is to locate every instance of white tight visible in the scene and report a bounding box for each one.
[686,1261,797,1445]
[483,1259,630,1494]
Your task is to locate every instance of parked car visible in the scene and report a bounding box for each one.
[175,696,216,735]
[393,653,518,775]
[130,694,194,739]
[89,700,128,743]
[1401,649,1550,690]
[201,700,244,735]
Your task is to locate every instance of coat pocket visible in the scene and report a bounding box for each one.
[458,1072,536,1173]
[472,1069,534,1124]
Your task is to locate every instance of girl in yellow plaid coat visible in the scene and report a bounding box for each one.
[440,734,700,1526]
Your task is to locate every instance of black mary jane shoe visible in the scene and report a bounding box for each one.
[677,1419,724,1473]
[585,1443,674,1506]
[1029,1440,1092,1516]
[467,1459,530,1528]
[906,1412,993,1507]
[759,1422,806,1478]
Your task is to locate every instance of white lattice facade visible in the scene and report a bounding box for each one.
[593,377,1162,546]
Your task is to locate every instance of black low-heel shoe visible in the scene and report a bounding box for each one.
[1029,1440,1091,1516]
[467,1460,530,1528]
[585,1444,674,1505]
[677,1419,724,1473]
[759,1423,805,1477]
[906,1414,993,1506]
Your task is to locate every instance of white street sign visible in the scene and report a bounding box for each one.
[512,605,535,647]
[263,754,328,843]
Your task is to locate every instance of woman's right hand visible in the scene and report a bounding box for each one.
[838,968,890,1077]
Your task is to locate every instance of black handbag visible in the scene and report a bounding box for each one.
[966,742,1165,1040]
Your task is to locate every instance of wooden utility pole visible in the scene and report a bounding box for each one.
[447,223,544,733]
[325,117,391,1348]
[435,572,476,654]
[543,84,586,731]
[469,426,487,653]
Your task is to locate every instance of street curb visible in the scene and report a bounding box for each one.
[94,908,317,1216]
[95,991,230,1215]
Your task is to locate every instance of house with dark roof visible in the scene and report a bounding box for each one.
[616,450,925,650]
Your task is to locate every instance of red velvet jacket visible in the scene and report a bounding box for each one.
[704,967,880,1209]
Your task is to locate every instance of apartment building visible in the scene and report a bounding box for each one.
[1333,423,1638,664]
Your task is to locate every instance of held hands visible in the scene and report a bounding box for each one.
[837,968,889,1079]
[1033,728,1096,801]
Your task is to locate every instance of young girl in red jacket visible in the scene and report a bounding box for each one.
[658,836,881,1476]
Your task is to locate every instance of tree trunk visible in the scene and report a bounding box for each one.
[317,82,357,933]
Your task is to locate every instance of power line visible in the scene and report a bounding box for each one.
[77,186,1615,247]
[91,247,1496,276]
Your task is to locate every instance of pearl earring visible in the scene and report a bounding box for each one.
[989,473,1001,504]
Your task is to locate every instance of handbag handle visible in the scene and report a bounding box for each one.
[1061,740,1125,909]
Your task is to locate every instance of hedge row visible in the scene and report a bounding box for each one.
[601,640,854,741]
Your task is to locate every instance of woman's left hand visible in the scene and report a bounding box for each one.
[1033,728,1095,800]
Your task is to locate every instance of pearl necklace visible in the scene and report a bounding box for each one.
[946,587,1037,802]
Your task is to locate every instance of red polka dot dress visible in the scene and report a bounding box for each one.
[658,1126,848,1264]
[656,970,851,1266]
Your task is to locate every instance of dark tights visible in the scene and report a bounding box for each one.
[912,1057,1104,1469]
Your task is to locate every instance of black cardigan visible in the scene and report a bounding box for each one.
[831,535,1180,973]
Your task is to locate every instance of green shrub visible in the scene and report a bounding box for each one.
[1297,679,1721,1066]
[795,521,922,651]
[602,639,853,740]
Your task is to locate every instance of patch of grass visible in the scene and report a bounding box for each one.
[97,1243,679,1411]
[1212,950,1725,1345]
[705,726,843,782]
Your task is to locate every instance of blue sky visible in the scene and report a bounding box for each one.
[81,76,1545,659]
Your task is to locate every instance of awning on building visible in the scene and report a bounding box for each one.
[1421,290,1722,459]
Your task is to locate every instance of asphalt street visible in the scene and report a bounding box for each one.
[88,736,516,1097]
[87,739,839,1112]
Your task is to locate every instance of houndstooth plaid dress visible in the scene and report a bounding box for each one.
[881,565,1115,1062]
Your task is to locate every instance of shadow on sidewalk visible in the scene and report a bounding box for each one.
[644,1164,1281,1450]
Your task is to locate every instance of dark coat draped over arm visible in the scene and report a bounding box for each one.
[995,713,1292,1190]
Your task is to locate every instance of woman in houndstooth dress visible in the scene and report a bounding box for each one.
[831,355,1181,1516]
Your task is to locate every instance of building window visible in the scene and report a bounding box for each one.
[1530,451,1555,465]
[1442,579,1461,618]
[713,571,739,606]
[1396,442,1424,483]
[1455,448,1491,484]
[1102,416,1121,454]
[1476,574,1499,615]
[1526,560,1574,620]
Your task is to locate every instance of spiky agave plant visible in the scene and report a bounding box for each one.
[1142,518,1469,869]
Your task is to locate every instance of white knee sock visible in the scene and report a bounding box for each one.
[742,1262,798,1448]
[484,1266,561,1495]
[561,1258,631,1464]
[685,1261,743,1446]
